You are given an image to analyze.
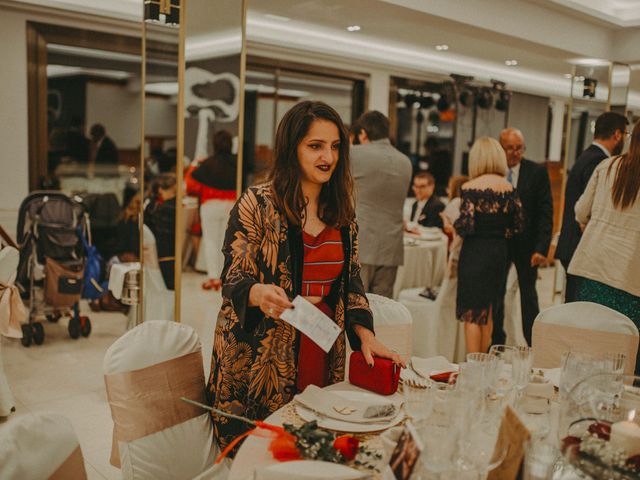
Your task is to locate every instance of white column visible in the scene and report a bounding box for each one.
[368,71,390,115]
[548,98,566,162]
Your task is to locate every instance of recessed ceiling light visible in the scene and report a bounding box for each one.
[569,58,610,67]
[265,14,291,22]
[505,59,518,66]
[563,73,573,78]
[435,44,449,51]
[346,25,361,32]
[575,75,586,82]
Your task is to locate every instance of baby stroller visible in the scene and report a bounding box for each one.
[16,191,92,346]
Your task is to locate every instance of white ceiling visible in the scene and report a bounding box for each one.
[11,0,640,106]
[539,0,640,27]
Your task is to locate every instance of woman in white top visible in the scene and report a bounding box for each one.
[569,120,640,329]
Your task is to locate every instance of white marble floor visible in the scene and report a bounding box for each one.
[0,267,558,479]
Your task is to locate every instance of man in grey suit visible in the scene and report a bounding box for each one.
[351,111,413,298]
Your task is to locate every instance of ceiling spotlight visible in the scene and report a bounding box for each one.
[346,25,361,32]
[458,89,474,107]
[563,73,572,79]
[475,87,493,109]
[495,90,511,111]
[505,60,518,66]
[419,96,435,109]
[435,44,449,51]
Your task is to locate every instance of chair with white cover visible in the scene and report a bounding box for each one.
[532,301,639,374]
[366,293,413,361]
[0,246,23,416]
[142,225,175,321]
[103,320,227,479]
[0,412,87,479]
[397,276,466,363]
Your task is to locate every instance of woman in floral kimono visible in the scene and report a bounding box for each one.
[207,101,403,453]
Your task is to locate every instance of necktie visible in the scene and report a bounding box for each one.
[507,168,514,186]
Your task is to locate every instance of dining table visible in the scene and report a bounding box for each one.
[228,382,393,480]
[226,371,572,480]
[393,233,448,300]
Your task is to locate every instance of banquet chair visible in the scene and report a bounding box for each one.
[0,412,87,479]
[397,276,465,363]
[103,320,228,480]
[0,246,21,416]
[365,293,413,360]
[142,225,175,322]
[532,302,639,374]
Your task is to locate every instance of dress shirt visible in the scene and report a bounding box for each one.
[507,162,521,188]
[411,199,427,222]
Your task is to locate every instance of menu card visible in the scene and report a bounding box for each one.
[280,296,341,353]
[487,406,531,480]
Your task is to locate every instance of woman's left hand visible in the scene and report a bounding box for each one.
[353,325,406,368]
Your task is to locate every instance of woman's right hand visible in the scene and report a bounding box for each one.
[249,283,294,319]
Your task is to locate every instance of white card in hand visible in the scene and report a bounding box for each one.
[280,296,341,353]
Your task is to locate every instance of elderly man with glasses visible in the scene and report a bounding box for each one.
[493,127,553,347]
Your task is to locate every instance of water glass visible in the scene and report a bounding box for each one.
[523,440,558,480]
[466,352,502,393]
[403,381,433,424]
[559,351,627,402]
[511,346,533,391]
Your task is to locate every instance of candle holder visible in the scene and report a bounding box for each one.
[559,373,640,479]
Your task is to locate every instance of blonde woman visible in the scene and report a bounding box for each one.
[454,137,523,353]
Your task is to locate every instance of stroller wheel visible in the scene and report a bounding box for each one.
[68,317,80,339]
[32,323,45,345]
[80,316,92,337]
[20,324,32,347]
[46,312,61,323]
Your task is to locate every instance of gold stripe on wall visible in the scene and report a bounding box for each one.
[174,0,186,322]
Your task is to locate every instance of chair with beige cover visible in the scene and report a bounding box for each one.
[397,276,466,362]
[103,320,227,479]
[0,246,24,416]
[366,293,413,360]
[0,412,87,479]
[142,225,175,321]
[532,301,639,374]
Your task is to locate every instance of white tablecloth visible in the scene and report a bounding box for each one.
[393,236,448,299]
[228,382,370,480]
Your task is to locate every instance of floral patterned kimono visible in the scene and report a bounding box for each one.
[207,183,374,452]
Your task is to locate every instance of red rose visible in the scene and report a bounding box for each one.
[561,435,581,455]
[269,431,302,461]
[588,422,611,441]
[333,435,360,461]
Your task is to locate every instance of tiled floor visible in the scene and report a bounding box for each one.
[0,267,558,478]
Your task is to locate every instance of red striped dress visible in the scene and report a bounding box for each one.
[296,226,344,392]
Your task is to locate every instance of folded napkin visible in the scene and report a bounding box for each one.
[411,356,458,379]
[108,262,140,300]
[294,385,399,424]
[520,375,554,414]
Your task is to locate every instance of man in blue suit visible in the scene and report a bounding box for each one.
[555,112,629,302]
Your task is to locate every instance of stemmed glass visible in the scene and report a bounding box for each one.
[559,351,627,403]
[402,379,434,426]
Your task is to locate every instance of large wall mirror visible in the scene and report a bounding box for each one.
[139,2,182,324]
[178,0,246,337]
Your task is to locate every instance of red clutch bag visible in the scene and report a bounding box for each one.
[348,351,400,396]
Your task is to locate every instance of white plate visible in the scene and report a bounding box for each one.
[256,460,366,479]
[295,390,404,433]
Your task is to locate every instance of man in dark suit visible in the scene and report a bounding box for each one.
[494,128,553,346]
[407,172,445,229]
[555,112,629,302]
[89,123,119,164]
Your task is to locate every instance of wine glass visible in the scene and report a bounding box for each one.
[403,380,434,425]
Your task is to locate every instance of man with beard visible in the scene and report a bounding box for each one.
[555,112,629,302]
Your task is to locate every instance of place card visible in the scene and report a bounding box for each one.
[385,422,423,480]
[280,296,341,353]
[487,406,531,480]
